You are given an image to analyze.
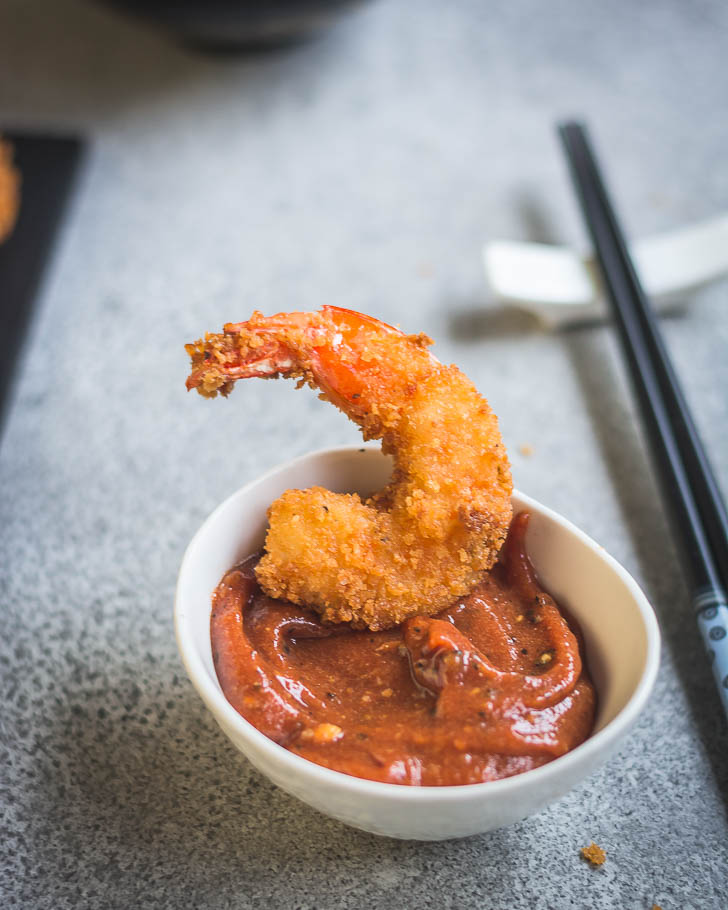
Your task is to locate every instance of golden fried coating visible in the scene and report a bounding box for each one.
[186,307,512,630]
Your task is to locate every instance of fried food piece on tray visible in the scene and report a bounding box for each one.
[0,138,20,243]
[186,306,512,630]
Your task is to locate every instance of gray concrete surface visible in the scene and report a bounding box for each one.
[1,0,727,907]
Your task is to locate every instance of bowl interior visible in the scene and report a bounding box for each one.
[177,446,657,764]
[521,507,651,732]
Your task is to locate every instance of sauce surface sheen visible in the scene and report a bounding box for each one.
[211,513,596,786]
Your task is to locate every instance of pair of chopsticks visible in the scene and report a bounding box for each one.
[558,121,728,720]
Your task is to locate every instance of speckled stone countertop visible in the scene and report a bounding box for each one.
[1,1,727,907]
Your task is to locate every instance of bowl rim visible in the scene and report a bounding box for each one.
[175,444,661,801]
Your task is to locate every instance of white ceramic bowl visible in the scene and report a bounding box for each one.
[175,446,660,840]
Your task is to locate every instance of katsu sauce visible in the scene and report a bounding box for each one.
[210,513,596,786]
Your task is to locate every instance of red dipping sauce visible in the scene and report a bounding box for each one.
[210,513,596,786]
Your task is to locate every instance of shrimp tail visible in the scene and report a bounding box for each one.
[186,306,435,437]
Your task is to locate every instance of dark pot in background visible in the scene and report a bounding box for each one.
[99,0,370,51]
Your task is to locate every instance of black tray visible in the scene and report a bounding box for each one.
[0,131,85,435]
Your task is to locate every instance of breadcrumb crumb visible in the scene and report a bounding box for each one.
[580,842,606,865]
[518,444,534,457]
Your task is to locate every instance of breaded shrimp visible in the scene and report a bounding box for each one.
[186,306,512,630]
[0,138,20,243]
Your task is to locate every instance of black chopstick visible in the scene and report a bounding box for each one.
[557,120,728,719]
[561,124,728,592]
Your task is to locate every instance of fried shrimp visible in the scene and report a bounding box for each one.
[186,306,512,630]
[0,138,20,243]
